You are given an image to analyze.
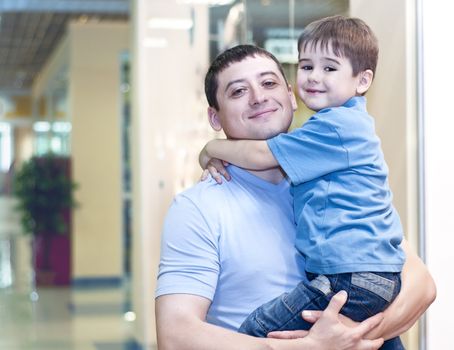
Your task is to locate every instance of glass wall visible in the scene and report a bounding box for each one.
[33,121,71,156]
[0,123,12,173]
[0,122,13,194]
[208,0,349,57]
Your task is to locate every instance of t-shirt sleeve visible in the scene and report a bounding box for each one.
[155,194,220,300]
[267,118,349,185]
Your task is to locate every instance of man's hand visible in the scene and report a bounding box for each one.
[268,291,384,350]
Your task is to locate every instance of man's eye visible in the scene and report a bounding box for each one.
[263,81,277,88]
[231,88,245,97]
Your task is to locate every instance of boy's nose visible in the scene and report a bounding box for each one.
[307,69,321,82]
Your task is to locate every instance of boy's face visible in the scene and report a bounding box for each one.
[208,55,297,140]
[297,42,370,112]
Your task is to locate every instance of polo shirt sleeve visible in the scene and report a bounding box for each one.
[267,117,349,185]
[155,194,220,301]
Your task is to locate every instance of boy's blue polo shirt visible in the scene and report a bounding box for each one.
[267,96,405,274]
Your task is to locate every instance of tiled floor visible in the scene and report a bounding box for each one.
[0,285,142,350]
[0,234,146,350]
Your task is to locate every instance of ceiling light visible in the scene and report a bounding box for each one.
[33,121,51,133]
[148,18,193,30]
[52,122,72,133]
[143,37,169,48]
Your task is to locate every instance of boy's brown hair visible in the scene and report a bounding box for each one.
[298,15,379,77]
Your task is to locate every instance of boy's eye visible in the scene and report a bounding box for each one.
[301,65,312,70]
[324,66,336,72]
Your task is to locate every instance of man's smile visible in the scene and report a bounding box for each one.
[248,107,278,119]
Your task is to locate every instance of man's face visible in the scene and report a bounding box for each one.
[208,55,297,140]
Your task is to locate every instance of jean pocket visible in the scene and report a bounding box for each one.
[308,274,332,296]
[351,272,398,303]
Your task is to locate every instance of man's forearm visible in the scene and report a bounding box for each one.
[156,293,384,350]
[157,302,313,350]
[156,294,298,350]
[158,314,276,350]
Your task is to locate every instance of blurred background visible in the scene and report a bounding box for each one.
[0,0,451,349]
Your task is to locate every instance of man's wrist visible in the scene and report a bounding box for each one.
[364,315,385,340]
[263,336,312,350]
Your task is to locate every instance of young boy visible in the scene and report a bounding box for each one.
[199,15,406,346]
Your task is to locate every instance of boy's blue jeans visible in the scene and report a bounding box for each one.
[239,272,404,350]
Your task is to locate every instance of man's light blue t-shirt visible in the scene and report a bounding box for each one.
[267,96,405,275]
[156,166,307,330]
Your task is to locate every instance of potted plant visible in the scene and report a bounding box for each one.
[13,153,77,286]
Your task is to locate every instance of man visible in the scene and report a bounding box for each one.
[155,45,435,350]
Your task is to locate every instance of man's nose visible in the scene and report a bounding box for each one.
[249,86,267,105]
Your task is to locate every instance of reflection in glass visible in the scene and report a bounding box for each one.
[33,121,71,156]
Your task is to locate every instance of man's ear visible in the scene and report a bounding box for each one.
[207,107,222,131]
[356,69,374,95]
[288,85,298,111]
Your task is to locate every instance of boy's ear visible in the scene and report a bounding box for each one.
[207,107,223,131]
[356,69,374,95]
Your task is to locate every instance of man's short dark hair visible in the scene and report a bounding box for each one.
[205,45,288,110]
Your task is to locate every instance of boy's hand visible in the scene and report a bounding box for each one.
[200,158,231,184]
[199,143,231,184]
